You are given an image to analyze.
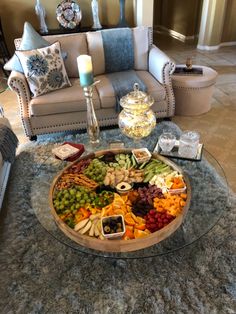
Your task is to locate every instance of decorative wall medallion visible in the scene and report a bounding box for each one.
[56,0,82,29]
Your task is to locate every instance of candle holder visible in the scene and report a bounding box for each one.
[83,82,100,146]
[185,57,193,70]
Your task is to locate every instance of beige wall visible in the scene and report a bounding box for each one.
[135,0,154,27]
[197,0,228,48]
[154,0,236,46]
[222,0,236,42]
[153,0,202,37]
[0,0,134,54]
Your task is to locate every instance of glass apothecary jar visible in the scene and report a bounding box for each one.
[118,84,156,141]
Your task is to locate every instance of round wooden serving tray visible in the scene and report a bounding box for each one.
[49,149,191,253]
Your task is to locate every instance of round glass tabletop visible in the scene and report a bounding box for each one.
[31,127,229,259]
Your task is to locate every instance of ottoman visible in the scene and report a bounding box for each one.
[172,65,218,116]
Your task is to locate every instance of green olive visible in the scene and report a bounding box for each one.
[104,225,111,233]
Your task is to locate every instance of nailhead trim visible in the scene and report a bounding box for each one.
[8,76,33,137]
[148,27,153,48]
[161,62,175,116]
[173,83,215,90]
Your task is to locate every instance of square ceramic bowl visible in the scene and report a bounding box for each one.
[132,148,151,164]
[101,215,126,239]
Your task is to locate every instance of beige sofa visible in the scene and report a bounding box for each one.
[8,27,175,140]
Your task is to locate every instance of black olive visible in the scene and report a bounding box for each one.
[110,222,116,228]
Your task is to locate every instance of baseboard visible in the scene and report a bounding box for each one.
[154,25,198,43]
[154,25,236,50]
[220,41,236,47]
[197,41,236,51]
[197,44,220,51]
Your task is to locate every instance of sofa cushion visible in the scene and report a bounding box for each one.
[101,28,134,73]
[133,27,149,71]
[16,42,71,97]
[30,78,100,116]
[87,26,149,76]
[95,71,166,109]
[44,33,88,78]
[86,31,105,77]
[137,71,166,101]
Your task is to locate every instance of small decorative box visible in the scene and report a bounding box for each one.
[52,142,84,161]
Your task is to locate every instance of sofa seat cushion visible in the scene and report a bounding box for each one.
[95,71,166,109]
[30,78,100,116]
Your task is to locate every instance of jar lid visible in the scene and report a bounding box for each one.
[180,131,200,142]
[120,83,154,109]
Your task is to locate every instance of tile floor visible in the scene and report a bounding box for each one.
[155,33,236,193]
[0,33,236,192]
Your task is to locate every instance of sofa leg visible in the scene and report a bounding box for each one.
[30,135,37,141]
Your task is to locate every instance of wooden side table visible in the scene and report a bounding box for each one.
[171,65,218,116]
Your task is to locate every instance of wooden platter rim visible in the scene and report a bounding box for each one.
[49,149,191,253]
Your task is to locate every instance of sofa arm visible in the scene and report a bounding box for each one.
[148,45,175,84]
[8,71,33,136]
[148,45,176,116]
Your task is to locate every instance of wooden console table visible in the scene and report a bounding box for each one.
[39,26,109,36]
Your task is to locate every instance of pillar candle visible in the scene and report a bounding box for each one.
[77,55,94,87]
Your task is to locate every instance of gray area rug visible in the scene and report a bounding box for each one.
[0,122,235,313]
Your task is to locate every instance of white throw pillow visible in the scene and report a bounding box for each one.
[15,42,71,97]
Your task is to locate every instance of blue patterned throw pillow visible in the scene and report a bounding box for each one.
[15,42,71,97]
[4,21,67,73]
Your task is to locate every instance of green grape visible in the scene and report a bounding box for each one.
[69,189,76,196]
[83,158,107,184]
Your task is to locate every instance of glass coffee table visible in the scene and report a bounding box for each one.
[31,126,229,259]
